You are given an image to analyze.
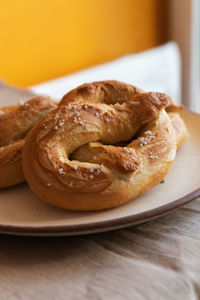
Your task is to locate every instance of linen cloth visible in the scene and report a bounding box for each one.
[31,42,181,103]
[0,43,200,300]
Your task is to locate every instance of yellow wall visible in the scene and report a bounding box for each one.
[0,0,167,86]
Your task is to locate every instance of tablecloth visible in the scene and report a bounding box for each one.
[1,199,200,300]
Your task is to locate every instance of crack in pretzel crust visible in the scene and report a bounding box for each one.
[22,80,188,211]
[0,97,57,188]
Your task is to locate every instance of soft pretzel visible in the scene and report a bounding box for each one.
[22,81,188,211]
[0,97,57,188]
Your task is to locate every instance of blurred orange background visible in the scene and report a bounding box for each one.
[0,0,167,86]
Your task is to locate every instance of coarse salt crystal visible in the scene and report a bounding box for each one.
[73,117,78,123]
[68,105,73,111]
[73,165,78,170]
[144,130,152,135]
[18,100,24,106]
[90,175,94,179]
[129,148,135,153]
[46,182,52,187]
[89,168,94,173]
[58,168,64,174]
[54,125,58,130]
[95,168,101,175]
[149,155,158,159]
[139,136,149,145]
[130,101,139,106]
[105,117,110,122]
[58,120,64,127]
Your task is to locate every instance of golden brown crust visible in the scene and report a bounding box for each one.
[22,81,188,210]
[61,80,143,105]
[0,97,57,188]
[168,112,188,147]
[72,142,140,174]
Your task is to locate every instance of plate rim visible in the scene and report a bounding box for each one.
[0,188,199,235]
[0,109,200,236]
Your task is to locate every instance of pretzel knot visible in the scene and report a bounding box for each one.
[0,97,57,188]
[22,81,188,210]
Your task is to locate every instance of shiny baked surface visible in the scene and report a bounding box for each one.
[0,97,57,188]
[22,81,187,211]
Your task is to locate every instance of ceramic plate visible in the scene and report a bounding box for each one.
[0,110,200,236]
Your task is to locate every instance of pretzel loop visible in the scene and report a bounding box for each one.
[22,81,188,210]
[0,97,57,188]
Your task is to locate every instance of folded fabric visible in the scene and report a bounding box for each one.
[31,42,181,103]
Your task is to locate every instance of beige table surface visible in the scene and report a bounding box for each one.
[0,81,200,300]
